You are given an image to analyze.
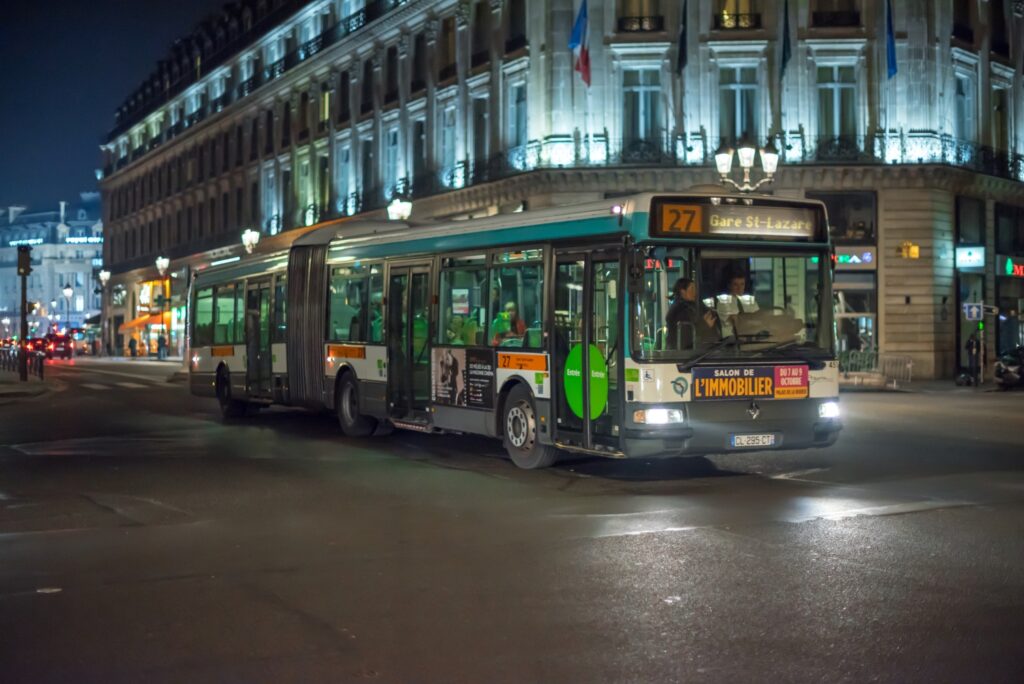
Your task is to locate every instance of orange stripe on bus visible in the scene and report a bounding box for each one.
[211,346,235,357]
[497,353,547,371]
[328,344,367,359]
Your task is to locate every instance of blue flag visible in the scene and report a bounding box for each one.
[676,0,688,74]
[568,0,588,50]
[779,0,792,84]
[886,0,897,79]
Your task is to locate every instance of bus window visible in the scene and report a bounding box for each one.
[233,285,245,343]
[214,284,238,344]
[328,266,368,342]
[273,275,287,343]
[439,257,488,346]
[368,266,384,343]
[194,287,214,346]
[489,262,543,348]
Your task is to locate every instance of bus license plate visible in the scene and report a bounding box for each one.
[731,433,776,448]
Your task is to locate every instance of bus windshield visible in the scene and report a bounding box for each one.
[632,246,834,361]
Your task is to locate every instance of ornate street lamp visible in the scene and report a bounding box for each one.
[155,256,170,276]
[241,228,261,254]
[97,269,111,356]
[715,138,780,192]
[62,285,73,330]
[387,197,412,221]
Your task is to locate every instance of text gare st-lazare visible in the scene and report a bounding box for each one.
[708,212,814,233]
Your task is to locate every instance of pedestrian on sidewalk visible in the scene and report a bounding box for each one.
[966,333,981,387]
[157,333,167,361]
[128,337,137,359]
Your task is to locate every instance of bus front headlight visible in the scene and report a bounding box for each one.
[818,401,840,419]
[633,408,686,425]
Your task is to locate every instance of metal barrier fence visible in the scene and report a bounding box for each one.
[0,348,45,380]
[839,350,914,389]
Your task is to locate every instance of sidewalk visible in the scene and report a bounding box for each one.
[69,355,189,383]
[0,374,51,401]
[840,377,1003,394]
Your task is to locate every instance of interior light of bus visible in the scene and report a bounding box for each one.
[634,408,685,425]
[610,204,624,215]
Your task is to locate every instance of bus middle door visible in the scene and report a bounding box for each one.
[552,250,622,452]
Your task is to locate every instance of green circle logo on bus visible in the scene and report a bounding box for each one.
[564,343,609,420]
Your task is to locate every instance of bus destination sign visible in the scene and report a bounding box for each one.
[656,202,818,240]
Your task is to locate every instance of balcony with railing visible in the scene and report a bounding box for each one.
[712,12,762,30]
[471,49,490,69]
[439,63,457,83]
[106,0,413,149]
[617,16,665,32]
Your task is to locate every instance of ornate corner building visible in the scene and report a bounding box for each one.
[99,0,1024,377]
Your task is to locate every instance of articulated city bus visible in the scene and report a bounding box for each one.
[189,192,841,469]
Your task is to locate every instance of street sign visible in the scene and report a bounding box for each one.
[963,303,983,321]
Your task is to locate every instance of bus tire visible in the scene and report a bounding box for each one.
[502,385,558,470]
[216,368,246,420]
[337,373,377,437]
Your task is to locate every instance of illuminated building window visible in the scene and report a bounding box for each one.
[954,75,976,142]
[714,0,760,30]
[507,82,528,150]
[719,66,758,144]
[816,65,856,139]
[623,68,663,147]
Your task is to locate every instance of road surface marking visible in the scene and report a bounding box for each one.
[81,383,110,390]
[116,382,150,389]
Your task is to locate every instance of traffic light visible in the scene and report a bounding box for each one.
[978,321,985,331]
[17,245,32,275]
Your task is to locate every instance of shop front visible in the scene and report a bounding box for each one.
[118,279,175,357]
[833,247,878,353]
[996,254,1024,355]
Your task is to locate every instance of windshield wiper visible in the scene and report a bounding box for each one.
[676,331,770,371]
[748,340,828,368]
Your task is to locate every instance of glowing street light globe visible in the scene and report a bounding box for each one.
[155,256,170,276]
[241,228,261,254]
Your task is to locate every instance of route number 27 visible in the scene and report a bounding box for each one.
[660,204,703,234]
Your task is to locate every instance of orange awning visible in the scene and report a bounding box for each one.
[118,312,169,333]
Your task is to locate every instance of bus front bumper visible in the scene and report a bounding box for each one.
[621,401,842,459]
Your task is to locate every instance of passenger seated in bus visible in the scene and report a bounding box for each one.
[665,278,719,349]
[445,314,467,345]
[369,293,384,343]
[490,301,527,345]
[461,317,480,345]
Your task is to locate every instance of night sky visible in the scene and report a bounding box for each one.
[0,0,228,212]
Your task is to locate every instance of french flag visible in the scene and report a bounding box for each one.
[568,0,591,86]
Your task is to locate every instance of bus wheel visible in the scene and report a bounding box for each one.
[337,374,377,437]
[216,369,246,420]
[503,385,558,470]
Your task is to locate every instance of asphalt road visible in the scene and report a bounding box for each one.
[1,358,1023,683]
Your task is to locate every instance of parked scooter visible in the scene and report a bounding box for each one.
[993,346,1024,391]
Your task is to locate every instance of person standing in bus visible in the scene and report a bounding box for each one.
[666,278,718,350]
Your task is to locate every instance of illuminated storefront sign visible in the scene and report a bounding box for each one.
[955,246,985,269]
[9,238,43,246]
[811,248,876,270]
[65,236,103,244]
[1002,255,1024,278]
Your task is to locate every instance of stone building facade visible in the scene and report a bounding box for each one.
[100,0,1024,376]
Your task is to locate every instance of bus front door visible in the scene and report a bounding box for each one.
[552,251,622,452]
[245,279,272,398]
[387,264,432,420]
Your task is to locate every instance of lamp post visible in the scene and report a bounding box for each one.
[155,257,170,359]
[241,228,261,254]
[61,286,73,332]
[714,138,780,192]
[97,270,110,356]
